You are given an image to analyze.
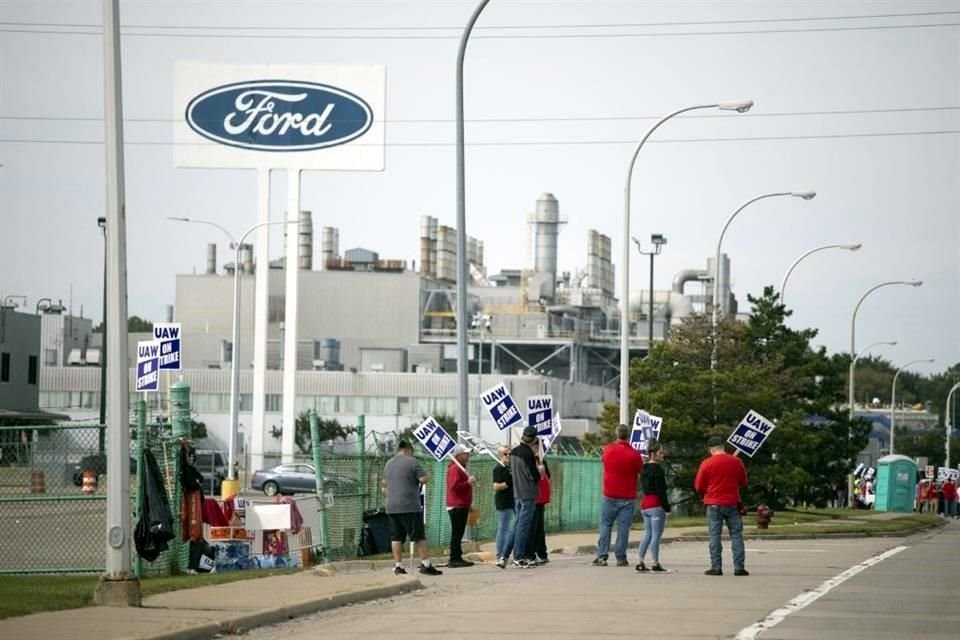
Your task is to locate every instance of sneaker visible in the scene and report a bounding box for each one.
[495,558,506,569]
[635,562,648,573]
[448,558,475,568]
[393,566,408,576]
[651,563,667,573]
[592,558,608,567]
[539,557,550,565]
[704,568,723,576]
[616,559,630,567]
[419,563,443,576]
[734,568,750,576]
[533,555,544,566]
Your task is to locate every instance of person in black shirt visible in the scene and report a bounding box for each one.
[636,439,671,573]
[493,445,514,569]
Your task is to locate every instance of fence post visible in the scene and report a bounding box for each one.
[169,380,190,574]
[357,414,366,513]
[309,410,331,565]
[134,398,146,578]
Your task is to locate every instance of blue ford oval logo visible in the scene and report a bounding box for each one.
[185,80,373,152]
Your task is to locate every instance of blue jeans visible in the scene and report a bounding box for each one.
[596,497,636,562]
[496,508,515,559]
[512,499,536,560]
[637,507,666,563]
[707,504,745,571]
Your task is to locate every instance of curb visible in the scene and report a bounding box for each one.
[143,579,424,640]
[331,550,493,573]
[553,520,947,555]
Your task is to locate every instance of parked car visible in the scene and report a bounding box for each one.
[250,464,358,497]
[72,453,137,486]
[193,449,227,496]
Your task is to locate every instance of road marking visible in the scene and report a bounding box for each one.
[745,548,827,553]
[734,545,908,640]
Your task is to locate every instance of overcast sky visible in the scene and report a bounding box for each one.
[1,0,958,375]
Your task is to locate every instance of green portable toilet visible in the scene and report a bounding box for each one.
[875,455,917,513]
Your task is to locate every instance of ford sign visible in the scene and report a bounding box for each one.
[185,80,373,152]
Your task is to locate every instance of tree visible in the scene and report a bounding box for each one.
[270,412,354,454]
[590,287,869,509]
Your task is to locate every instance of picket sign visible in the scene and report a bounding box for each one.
[412,416,467,472]
[630,410,662,456]
[456,431,505,466]
[727,410,776,458]
[526,395,554,437]
[540,416,562,457]
[480,382,523,431]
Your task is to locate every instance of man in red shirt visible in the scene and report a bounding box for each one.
[592,424,643,567]
[445,445,476,568]
[694,435,749,576]
[942,478,957,519]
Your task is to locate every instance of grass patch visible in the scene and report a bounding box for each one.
[678,513,940,538]
[0,568,297,620]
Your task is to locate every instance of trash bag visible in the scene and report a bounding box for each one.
[357,509,391,557]
[135,449,175,562]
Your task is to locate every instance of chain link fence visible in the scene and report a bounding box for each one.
[0,421,606,573]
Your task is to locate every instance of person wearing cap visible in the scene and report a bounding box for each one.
[510,426,542,568]
[694,435,749,576]
[528,452,552,565]
[592,424,644,567]
[446,444,476,568]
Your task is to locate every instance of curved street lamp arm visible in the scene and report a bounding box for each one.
[166,217,237,247]
[780,243,861,304]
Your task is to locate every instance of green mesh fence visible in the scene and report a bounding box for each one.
[0,422,606,573]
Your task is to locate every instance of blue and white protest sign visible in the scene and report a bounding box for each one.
[152,323,182,371]
[937,467,950,482]
[630,410,662,456]
[540,416,562,457]
[481,382,523,431]
[136,340,161,392]
[727,410,776,457]
[413,416,456,462]
[526,394,554,437]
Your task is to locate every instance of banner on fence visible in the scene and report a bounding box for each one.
[481,382,523,431]
[727,410,776,457]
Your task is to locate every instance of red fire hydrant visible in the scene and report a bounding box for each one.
[756,504,774,529]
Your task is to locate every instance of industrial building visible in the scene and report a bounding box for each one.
[38,193,742,466]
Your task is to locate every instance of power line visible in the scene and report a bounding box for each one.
[2,129,958,147]
[2,105,958,124]
[2,21,959,39]
[3,9,958,31]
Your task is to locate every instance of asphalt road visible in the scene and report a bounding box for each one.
[245,522,959,640]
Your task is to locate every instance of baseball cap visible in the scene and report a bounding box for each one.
[452,444,471,456]
[522,426,538,441]
[707,435,724,448]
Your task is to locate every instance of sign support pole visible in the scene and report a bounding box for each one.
[251,169,271,477]
[281,170,302,463]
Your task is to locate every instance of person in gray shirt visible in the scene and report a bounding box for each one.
[383,441,442,576]
[510,426,543,568]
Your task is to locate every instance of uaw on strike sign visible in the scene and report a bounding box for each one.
[727,410,776,457]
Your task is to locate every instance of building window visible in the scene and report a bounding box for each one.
[45,349,58,366]
[265,394,283,412]
[0,352,9,382]
[28,355,38,385]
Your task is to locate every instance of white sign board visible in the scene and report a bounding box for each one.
[413,416,455,462]
[727,410,776,457]
[175,62,386,171]
[135,340,160,392]
[481,382,523,431]
[925,465,935,479]
[152,322,182,371]
[630,410,662,456]
[540,416,562,457]
[937,467,950,482]
[526,395,554,437]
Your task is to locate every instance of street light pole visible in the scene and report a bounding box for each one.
[98,217,107,452]
[946,382,960,469]
[632,234,666,352]
[848,280,922,420]
[473,313,490,435]
[455,0,491,442]
[168,217,298,482]
[890,358,935,455]
[618,99,753,426]
[710,191,815,371]
[780,243,861,305]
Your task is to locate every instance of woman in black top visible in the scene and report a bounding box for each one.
[492,445,514,568]
[636,439,671,572]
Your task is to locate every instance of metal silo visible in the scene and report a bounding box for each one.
[531,193,565,301]
[321,226,339,270]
